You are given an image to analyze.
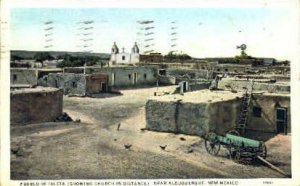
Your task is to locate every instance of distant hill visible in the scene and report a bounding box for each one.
[10,50,110,60]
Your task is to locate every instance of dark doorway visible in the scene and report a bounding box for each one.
[101,83,107,92]
[183,81,188,92]
[276,108,287,134]
[13,74,17,82]
[133,73,137,85]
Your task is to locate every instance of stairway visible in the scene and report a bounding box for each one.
[237,81,254,134]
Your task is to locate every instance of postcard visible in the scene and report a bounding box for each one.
[1,0,300,185]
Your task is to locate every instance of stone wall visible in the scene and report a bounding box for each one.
[11,68,38,85]
[10,87,63,125]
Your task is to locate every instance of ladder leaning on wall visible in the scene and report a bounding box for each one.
[237,80,254,135]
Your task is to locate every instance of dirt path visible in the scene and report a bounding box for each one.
[10,86,290,179]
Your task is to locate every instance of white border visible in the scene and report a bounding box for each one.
[1,0,300,185]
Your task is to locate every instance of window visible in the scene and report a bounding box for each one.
[158,69,166,76]
[128,74,132,79]
[122,56,126,60]
[144,73,147,79]
[252,106,262,117]
[13,74,17,81]
[72,82,77,88]
[217,69,220,72]
[225,69,228,72]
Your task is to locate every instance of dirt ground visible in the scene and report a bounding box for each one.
[10,86,291,179]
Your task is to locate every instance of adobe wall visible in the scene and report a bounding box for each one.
[247,94,290,133]
[145,92,241,136]
[84,66,158,87]
[10,68,38,85]
[85,73,109,94]
[10,87,63,125]
[166,68,212,81]
[38,73,86,95]
[218,79,290,93]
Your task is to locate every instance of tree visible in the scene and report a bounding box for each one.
[56,54,99,68]
[33,52,54,62]
[11,55,24,61]
[164,51,192,62]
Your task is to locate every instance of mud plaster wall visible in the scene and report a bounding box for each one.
[38,73,86,95]
[166,68,211,80]
[85,74,109,94]
[85,66,158,87]
[218,80,290,93]
[64,66,158,88]
[10,88,63,125]
[11,69,38,85]
[145,98,239,136]
[247,94,290,133]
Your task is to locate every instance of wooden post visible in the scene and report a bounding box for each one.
[257,156,289,177]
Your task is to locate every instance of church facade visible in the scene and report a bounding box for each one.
[110,42,140,65]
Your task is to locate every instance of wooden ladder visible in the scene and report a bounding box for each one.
[237,80,254,134]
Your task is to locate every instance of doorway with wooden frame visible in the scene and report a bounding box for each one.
[276,107,287,134]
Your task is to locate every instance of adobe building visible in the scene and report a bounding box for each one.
[218,77,290,93]
[140,53,163,63]
[146,90,242,136]
[10,87,63,125]
[63,66,158,88]
[10,68,38,86]
[145,89,290,136]
[10,68,63,86]
[247,92,290,134]
[157,68,213,85]
[38,73,109,96]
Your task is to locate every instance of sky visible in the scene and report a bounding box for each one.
[10,4,296,60]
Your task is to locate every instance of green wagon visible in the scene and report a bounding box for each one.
[204,131,267,161]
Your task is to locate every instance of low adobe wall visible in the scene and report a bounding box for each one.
[10,87,63,125]
[218,79,290,93]
[145,91,241,136]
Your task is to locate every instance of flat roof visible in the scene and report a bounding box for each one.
[11,87,61,95]
[148,90,243,103]
[11,68,62,72]
[222,77,290,85]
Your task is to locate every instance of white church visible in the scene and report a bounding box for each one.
[109,42,140,65]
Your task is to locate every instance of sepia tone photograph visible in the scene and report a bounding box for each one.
[1,0,299,185]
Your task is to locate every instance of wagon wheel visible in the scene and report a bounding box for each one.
[205,139,220,156]
[259,142,267,159]
[204,133,220,156]
[228,130,240,136]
